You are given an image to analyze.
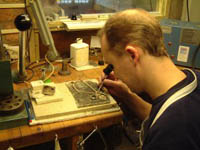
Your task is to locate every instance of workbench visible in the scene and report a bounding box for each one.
[0,62,123,150]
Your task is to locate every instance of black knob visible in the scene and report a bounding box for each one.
[14,14,32,31]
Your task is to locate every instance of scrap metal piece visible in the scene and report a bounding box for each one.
[42,85,55,96]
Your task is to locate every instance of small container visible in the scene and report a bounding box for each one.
[70,38,89,67]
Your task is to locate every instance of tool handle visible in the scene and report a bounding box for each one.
[103,64,113,76]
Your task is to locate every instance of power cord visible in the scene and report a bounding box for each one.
[44,54,55,81]
[186,0,190,22]
[25,58,45,69]
[149,0,153,11]
[25,68,35,81]
[25,27,33,61]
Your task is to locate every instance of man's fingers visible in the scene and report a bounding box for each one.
[98,71,116,84]
[98,76,102,83]
[107,71,116,80]
[103,79,119,87]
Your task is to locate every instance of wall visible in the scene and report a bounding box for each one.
[39,30,98,58]
[181,0,200,23]
[0,0,25,45]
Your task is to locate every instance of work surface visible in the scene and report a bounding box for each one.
[0,62,123,150]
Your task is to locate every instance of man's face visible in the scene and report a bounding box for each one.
[101,34,141,93]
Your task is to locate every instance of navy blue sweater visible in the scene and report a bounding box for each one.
[143,70,200,150]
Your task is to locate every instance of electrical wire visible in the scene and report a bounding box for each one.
[25,27,33,61]
[96,128,108,150]
[24,59,45,82]
[44,54,55,81]
[10,60,35,83]
[24,0,27,13]
[25,57,62,82]
[25,58,45,69]
[24,0,33,62]
[26,58,62,70]
[149,0,153,11]
[25,68,35,81]
[30,62,47,70]
[186,0,190,22]
[14,67,35,83]
[24,0,31,16]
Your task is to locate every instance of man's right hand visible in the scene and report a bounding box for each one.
[98,71,151,120]
[99,71,133,104]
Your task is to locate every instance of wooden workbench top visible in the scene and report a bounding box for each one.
[1,61,123,150]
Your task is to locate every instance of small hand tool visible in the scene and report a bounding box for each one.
[97,64,114,92]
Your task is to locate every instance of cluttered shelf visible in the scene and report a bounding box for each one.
[0,62,123,150]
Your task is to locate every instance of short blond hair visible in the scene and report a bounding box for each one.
[99,9,168,57]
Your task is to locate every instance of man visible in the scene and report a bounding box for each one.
[98,9,200,150]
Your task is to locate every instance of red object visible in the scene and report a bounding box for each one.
[168,42,172,46]
[170,55,175,59]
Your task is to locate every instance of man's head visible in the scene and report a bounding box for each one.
[99,9,168,57]
[99,9,168,93]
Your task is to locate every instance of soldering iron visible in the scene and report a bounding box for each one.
[98,64,114,91]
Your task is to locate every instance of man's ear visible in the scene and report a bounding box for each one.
[125,45,140,64]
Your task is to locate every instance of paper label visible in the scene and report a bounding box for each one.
[161,26,172,34]
[177,46,190,62]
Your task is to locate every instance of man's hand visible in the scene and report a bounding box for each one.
[103,79,133,102]
[99,71,151,120]
[99,71,132,103]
